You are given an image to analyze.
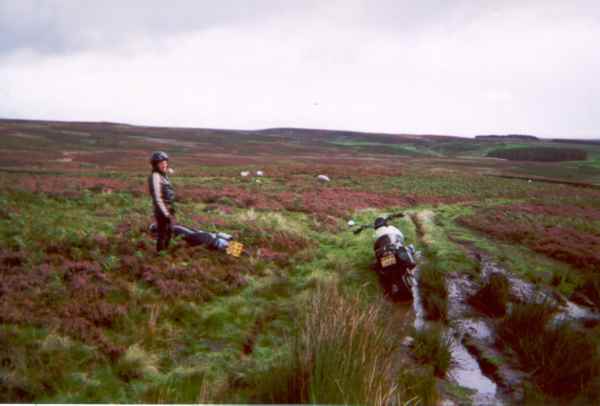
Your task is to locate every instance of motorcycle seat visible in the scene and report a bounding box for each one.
[374,235,392,252]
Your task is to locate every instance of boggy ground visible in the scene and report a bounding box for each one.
[1,138,600,403]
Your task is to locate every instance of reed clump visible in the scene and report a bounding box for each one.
[411,324,453,377]
[468,272,510,317]
[499,301,600,399]
[250,282,413,404]
[418,260,448,321]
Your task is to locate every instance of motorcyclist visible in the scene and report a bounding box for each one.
[373,216,416,298]
[148,151,175,252]
[373,217,405,247]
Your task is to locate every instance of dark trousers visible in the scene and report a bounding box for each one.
[155,211,172,252]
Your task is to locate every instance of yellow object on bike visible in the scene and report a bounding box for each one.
[226,241,244,257]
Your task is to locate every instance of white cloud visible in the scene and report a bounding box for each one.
[1,1,599,138]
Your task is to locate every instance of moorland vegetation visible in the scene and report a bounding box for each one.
[1,119,600,403]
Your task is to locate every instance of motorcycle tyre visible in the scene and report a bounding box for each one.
[376,264,413,303]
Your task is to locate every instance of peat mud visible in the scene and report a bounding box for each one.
[445,271,524,404]
[448,246,600,404]
[411,264,510,405]
[471,248,600,326]
[407,213,509,404]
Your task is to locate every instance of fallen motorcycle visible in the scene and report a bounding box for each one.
[149,223,244,257]
[352,213,417,301]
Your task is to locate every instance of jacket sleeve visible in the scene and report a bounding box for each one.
[151,172,171,218]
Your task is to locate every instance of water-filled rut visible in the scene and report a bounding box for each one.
[399,210,599,403]
[410,265,505,404]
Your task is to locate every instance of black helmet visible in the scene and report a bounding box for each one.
[374,217,387,229]
[150,151,169,166]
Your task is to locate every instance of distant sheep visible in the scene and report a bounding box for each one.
[317,174,330,182]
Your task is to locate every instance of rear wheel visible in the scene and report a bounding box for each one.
[390,283,412,302]
[378,264,412,302]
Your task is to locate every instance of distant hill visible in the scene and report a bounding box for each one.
[1,118,599,163]
[0,119,453,144]
[0,118,466,157]
[475,134,539,141]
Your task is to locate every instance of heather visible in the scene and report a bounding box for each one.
[457,201,600,273]
[2,119,600,403]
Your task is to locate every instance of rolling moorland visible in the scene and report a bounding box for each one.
[1,118,600,404]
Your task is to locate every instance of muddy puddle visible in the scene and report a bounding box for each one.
[477,255,600,325]
[400,211,600,403]
[408,252,600,404]
[409,266,506,405]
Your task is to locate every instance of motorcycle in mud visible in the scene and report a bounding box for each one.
[352,213,417,301]
[149,223,244,257]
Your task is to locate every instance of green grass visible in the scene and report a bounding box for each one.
[411,207,479,275]
[498,301,600,400]
[411,324,453,377]
[435,201,585,297]
[396,366,439,405]
[0,325,119,403]
[418,259,449,321]
[440,381,477,404]
[247,282,411,404]
[141,366,210,403]
[0,189,147,254]
[3,128,600,404]
[328,139,438,156]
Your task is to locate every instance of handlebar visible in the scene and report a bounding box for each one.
[351,212,404,235]
[353,225,370,235]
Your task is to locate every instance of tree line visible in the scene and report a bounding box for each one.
[487,147,587,162]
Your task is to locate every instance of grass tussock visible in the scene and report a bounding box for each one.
[411,324,453,377]
[247,348,309,404]
[397,366,438,405]
[468,272,510,317]
[498,300,557,347]
[499,301,600,399]
[250,282,408,405]
[141,367,211,403]
[418,258,448,321]
[0,327,109,403]
[578,273,600,310]
[115,343,159,382]
[413,210,435,245]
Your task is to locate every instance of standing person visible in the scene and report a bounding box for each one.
[148,151,176,252]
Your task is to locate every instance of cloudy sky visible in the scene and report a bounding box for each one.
[1,0,598,138]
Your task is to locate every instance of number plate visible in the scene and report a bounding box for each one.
[226,241,244,257]
[380,254,396,268]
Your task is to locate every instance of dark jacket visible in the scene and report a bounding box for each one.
[148,171,175,217]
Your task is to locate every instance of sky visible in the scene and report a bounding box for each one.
[0,0,599,138]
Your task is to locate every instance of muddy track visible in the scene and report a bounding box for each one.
[386,209,599,404]
[445,268,526,404]
[448,235,600,404]
[409,211,516,404]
